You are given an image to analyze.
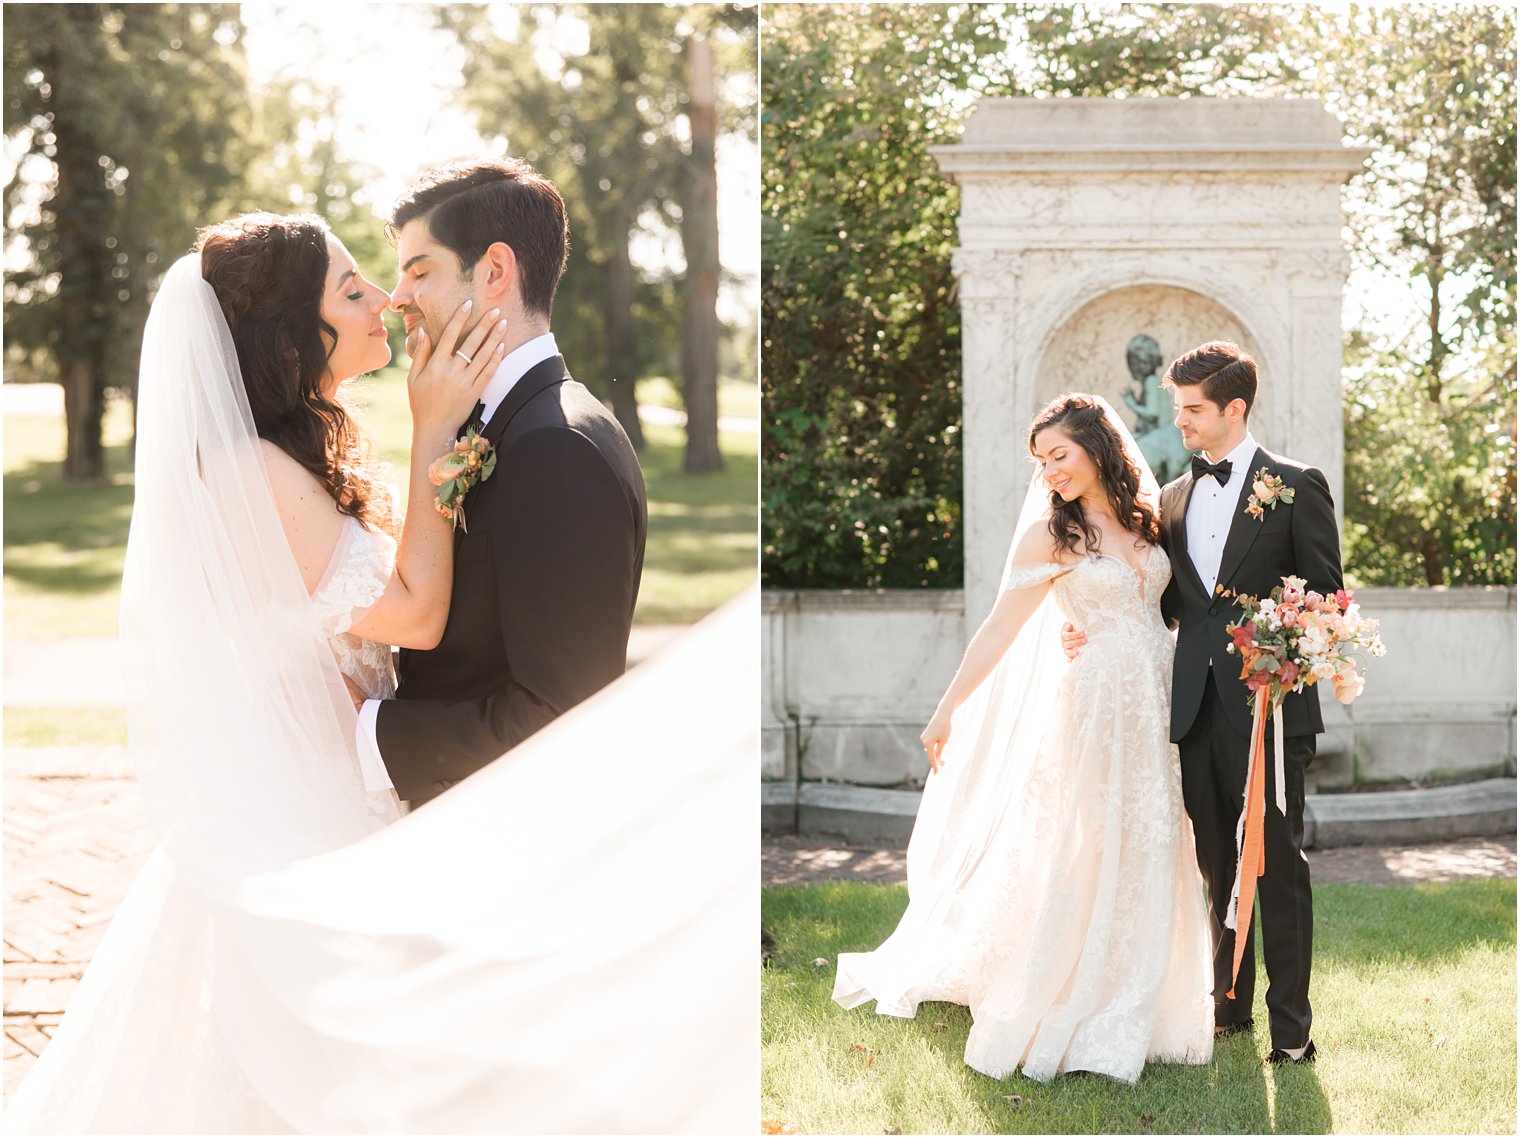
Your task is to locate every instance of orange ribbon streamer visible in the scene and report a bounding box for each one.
[1226,696,1271,1000]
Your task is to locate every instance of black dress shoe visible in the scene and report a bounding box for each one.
[1266,1040,1317,1064]
[1214,1019,1253,1038]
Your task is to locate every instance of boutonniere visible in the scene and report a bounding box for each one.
[428,425,497,533]
[1244,466,1295,520]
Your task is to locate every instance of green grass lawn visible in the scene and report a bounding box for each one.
[762,879,1517,1135]
[3,395,137,640]
[3,371,756,641]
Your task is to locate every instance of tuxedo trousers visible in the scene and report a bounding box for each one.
[1178,669,1315,1049]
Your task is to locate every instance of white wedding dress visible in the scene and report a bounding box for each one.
[5,253,755,1134]
[835,440,1213,1085]
[5,521,402,1134]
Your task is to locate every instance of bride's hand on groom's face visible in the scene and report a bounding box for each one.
[406,299,514,438]
[1061,622,1087,661]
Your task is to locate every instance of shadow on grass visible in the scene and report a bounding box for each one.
[764,879,1516,1134]
[3,445,136,596]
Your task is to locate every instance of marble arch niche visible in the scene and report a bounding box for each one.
[1036,285,1264,487]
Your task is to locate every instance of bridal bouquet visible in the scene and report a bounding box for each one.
[1223,576,1386,708]
[1217,575,1385,998]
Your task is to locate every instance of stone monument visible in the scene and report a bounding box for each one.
[932,97,1371,623]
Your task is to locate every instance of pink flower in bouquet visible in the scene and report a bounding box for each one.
[1231,625,1256,650]
[1246,670,1273,694]
[1278,604,1301,628]
[1280,579,1306,606]
[454,437,474,454]
[1279,660,1301,688]
[1334,588,1352,610]
[1304,590,1324,610]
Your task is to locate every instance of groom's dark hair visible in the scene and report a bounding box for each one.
[388,158,568,318]
[1162,341,1257,420]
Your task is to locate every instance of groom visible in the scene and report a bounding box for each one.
[357,158,648,807]
[1066,341,1342,1063]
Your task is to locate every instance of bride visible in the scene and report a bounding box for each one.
[833,393,1213,1084]
[6,215,753,1133]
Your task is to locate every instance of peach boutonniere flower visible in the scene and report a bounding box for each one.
[1244,466,1295,520]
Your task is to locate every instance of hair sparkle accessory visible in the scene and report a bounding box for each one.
[428,426,497,532]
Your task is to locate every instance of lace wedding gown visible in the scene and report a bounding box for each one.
[834,545,1213,1084]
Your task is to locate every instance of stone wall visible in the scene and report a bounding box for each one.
[763,586,1516,792]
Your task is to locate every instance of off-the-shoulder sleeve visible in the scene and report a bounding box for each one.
[1000,561,1071,594]
[311,519,395,637]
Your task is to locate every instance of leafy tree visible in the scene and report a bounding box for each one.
[438,3,756,458]
[1342,327,1516,587]
[762,1,1516,588]
[1300,4,1516,584]
[4,3,255,479]
[1301,4,1516,383]
[762,4,1014,589]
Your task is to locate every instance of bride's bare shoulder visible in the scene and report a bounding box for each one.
[258,440,345,590]
[1010,523,1075,569]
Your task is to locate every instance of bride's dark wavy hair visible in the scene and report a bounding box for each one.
[195,212,393,533]
[1027,393,1160,557]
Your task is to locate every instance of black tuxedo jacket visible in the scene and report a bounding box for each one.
[1159,445,1343,741]
[376,354,647,804]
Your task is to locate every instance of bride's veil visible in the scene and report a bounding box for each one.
[123,253,382,885]
[850,396,1160,1007]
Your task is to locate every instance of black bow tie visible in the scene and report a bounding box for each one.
[1191,454,1232,484]
[457,400,486,440]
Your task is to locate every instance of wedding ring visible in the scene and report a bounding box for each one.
[453,350,473,363]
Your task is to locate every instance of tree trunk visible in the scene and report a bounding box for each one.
[604,232,644,451]
[1420,532,1444,587]
[52,12,110,482]
[680,34,724,473]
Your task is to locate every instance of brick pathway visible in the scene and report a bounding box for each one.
[763,833,1518,888]
[3,746,154,1098]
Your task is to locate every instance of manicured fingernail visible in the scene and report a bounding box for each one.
[488,308,500,318]
[497,343,506,354]
[461,300,472,311]
[497,318,508,330]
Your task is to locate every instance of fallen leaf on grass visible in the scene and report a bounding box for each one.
[883,1128,903,1135]
[811,958,829,967]
[760,1122,800,1135]
[1139,1114,1157,1129]
[932,1022,948,1033]
[1002,1094,1023,1108]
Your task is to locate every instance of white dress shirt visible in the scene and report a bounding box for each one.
[1184,433,1260,598]
[353,332,561,793]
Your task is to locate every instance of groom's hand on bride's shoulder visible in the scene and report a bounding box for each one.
[1061,622,1086,660]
